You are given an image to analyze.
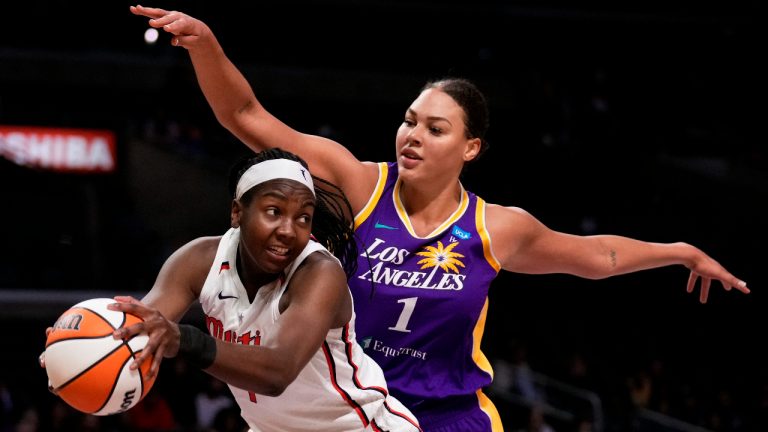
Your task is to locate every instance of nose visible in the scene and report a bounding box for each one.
[275,217,296,240]
[406,124,423,145]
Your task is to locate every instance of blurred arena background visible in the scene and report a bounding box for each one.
[0,1,765,431]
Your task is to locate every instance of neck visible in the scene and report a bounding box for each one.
[399,180,462,236]
[236,249,281,299]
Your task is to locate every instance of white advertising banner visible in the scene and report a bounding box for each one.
[0,125,116,173]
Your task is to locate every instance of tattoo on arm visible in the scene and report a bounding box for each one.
[237,100,253,115]
[610,250,617,268]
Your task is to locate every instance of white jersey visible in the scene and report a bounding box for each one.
[199,228,421,432]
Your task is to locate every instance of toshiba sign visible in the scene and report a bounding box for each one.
[0,126,116,173]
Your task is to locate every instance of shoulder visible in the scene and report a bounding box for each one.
[283,249,349,320]
[485,204,541,230]
[296,250,344,277]
[484,204,548,265]
[151,236,224,303]
[178,236,222,259]
[167,236,222,272]
[340,161,384,213]
[289,250,346,290]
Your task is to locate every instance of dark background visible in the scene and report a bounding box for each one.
[0,1,765,431]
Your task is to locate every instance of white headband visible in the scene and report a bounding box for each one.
[235,159,315,200]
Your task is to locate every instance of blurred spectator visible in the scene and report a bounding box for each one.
[14,407,38,432]
[161,358,199,432]
[125,391,176,432]
[0,380,12,432]
[515,404,556,432]
[195,376,234,431]
[210,406,247,432]
[626,370,652,409]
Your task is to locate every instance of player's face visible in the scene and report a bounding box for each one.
[395,88,479,184]
[234,180,315,276]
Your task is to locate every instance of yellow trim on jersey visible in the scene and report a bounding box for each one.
[475,197,501,272]
[474,300,501,430]
[477,389,505,431]
[393,179,469,239]
[472,297,494,378]
[354,163,388,229]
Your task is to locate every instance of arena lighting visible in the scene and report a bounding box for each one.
[144,27,159,45]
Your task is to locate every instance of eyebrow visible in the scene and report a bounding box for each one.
[260,190,315,208]
[406,108,453,126]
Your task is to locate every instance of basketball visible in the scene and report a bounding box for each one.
[44,298,157,416]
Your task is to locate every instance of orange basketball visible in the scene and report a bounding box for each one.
[44,298,157,416]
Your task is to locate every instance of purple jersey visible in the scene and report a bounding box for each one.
[352,162,502,428]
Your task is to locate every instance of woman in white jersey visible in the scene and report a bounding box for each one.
[109,148,421,432]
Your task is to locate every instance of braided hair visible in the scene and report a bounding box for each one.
[228,148,358,279]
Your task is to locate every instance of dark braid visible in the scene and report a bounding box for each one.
[228,148,358,279]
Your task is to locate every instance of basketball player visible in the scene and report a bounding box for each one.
[50,149,421,431]
[131,6,750,431]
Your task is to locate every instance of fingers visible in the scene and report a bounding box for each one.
[129,5,170,19]
[113,295,142,304]
[42,354,59,395]
[109,296,147,317]
[131,5,185,33]
[130,332,167,378]
[130,346,151,370]
[148,345,165,378]
[113,320,146,341]
[171,35,199,49]
[48,380,59,395]
[734,279,750,294]
[130,6,205,50]
[699,278,711,304]
[686,271,709,303]
[686,271,697,294]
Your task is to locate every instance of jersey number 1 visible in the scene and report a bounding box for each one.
[388,297,417,333]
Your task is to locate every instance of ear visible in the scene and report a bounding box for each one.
[231,200,243,228]
[463,137,481,162]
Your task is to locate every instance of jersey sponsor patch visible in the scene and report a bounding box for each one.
[451,225,471,240]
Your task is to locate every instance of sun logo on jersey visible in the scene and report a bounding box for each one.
[416,241,465,274]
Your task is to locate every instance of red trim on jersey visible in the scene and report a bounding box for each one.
[383,401,423,431]
[340,325,422,431]
[341,324,388,396]
[370,419,383,431]
[322,341,369,427]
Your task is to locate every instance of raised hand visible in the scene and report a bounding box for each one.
[130,5,211,49]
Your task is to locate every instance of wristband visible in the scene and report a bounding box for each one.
[177,324,217,369]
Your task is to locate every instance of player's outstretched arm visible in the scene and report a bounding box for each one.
[487,204,749,303]
[129,5,375,208]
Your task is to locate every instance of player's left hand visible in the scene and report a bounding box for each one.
[108,295,181,378]
[685,249,749,303]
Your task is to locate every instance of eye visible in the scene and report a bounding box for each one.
[265,208,279,216]
[403,118,415,127]
[298,214,312,225]
[429,126,443,135]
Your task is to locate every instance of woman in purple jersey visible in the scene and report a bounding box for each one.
[130,6,750,431]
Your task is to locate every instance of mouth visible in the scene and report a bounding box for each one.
[400,148,422,161]
[266,245,290,257]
